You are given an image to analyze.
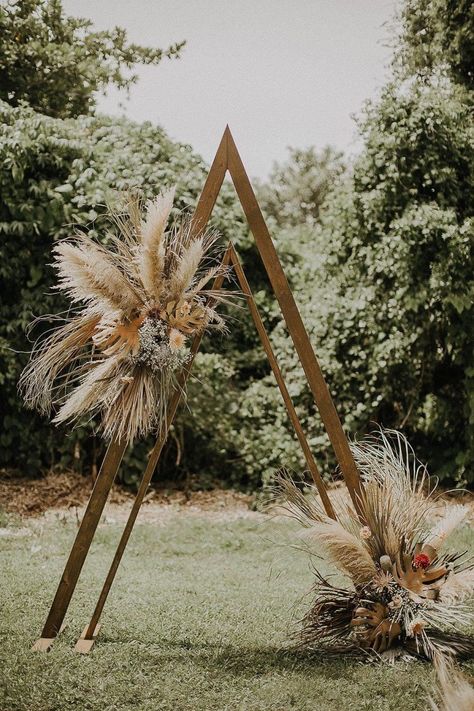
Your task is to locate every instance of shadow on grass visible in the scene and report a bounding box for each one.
[98,633,364,680]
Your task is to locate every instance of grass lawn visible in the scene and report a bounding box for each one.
[1,504,473,711]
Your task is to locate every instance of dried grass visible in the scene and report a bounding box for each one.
[304,520,377,586]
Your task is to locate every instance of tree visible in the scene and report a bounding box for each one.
[255,2,474,485]
[309,81,473,483]
[398,0,474,90]
[257,146,345,228]
[0,100,256,480]
[0,0,185,118]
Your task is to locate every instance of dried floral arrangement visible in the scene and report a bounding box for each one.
[276,430,474,662]
[20,188,229,443]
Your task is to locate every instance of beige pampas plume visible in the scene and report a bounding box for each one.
[52,357,121,426]
[171,236,205,296]
[54,240,142,316]
[439,568,474,605]
[429,654,474,711]
[306,520,378,587]
[19,187,231,443]
[138,187,175,300]
[426,505,469,551]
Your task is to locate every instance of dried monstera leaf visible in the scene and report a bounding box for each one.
[392,550,448,598]
[351,602,401,653]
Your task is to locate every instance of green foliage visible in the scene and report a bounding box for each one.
[257,146,345,227]
[0,0,184,118]
[399,0,474,89]
[260,80,474,485]
[0,100,251,480]
[239,2,474,487]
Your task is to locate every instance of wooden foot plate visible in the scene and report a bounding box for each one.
[31,623,66,652]
[74,624,101,654]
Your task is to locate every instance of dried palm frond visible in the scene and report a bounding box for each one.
[19,188,231,443]
[296,573,362,656]
[273,468,328,528]
[275,429,474,662]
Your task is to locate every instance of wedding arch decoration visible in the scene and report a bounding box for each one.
[277,430,474,661]
[20,188,230,444]
[28,127,363,653]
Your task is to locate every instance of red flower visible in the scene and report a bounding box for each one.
[413,553,431,570]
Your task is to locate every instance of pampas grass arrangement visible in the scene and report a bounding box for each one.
[19,188,230,443]
[275,429,474,661]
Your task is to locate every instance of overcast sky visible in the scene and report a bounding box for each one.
[63,0,399,180]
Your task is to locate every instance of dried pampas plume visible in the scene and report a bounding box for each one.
[19,188,230,443]
[429,654,474,711]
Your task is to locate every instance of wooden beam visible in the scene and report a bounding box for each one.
[74,624,101,654]
[191,127,228,234]
[225,127,362,512]
[228,244,336,519]
[31,623,66,652]
[35,437,127,645]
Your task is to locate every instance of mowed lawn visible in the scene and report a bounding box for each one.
[1,505,473,711]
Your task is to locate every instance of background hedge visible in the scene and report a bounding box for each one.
[0,0,472,487]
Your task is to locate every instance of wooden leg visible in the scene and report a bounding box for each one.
[78,392,185,651]
[228,244,336,519]
[34,437,128,648]
[74,624,101,654]
[31,623,66,652]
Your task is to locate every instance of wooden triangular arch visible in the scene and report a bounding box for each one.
[32,127,362,653]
